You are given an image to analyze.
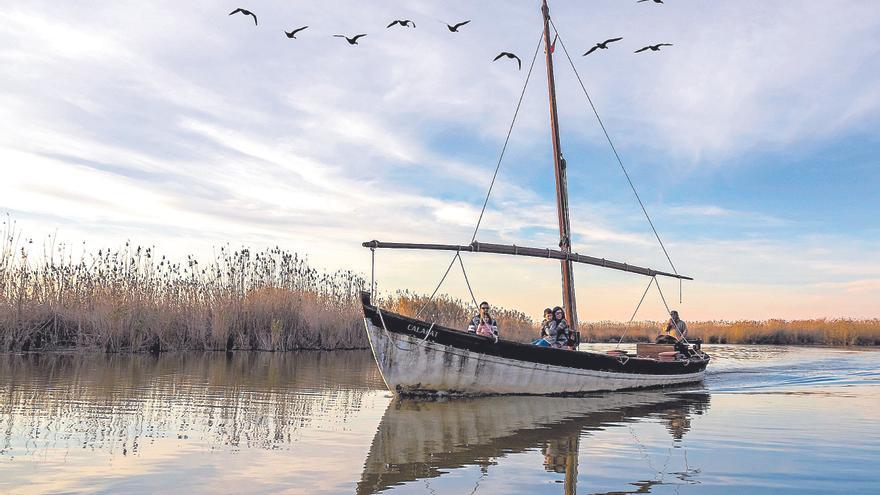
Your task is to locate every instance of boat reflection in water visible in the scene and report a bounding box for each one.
[357,389,710,495]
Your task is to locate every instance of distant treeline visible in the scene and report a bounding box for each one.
[1,233,877,351]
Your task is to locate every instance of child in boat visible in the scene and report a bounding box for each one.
[532,308,554,346]
[468,301,499,339]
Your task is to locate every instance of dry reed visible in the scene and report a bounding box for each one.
[585,319,880,346]
[0,220,536,351]
[0,219,370,351]
[2,219,877,351]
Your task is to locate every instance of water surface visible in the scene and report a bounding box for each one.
[1,346,878,494]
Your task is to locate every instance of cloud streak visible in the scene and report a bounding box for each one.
[1,1,878,318]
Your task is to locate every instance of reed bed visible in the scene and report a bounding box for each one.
[1,222,877,351]
[0,223,535,351]
[0,226,370,351]
[382,290,536,342]
[585,319,880,346]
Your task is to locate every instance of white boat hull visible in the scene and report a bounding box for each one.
[365,318,705,395]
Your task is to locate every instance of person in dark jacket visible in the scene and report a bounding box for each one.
[547,306,572,349]
[468,301,498,340]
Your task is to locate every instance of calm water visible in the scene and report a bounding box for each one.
[1,346,878,494]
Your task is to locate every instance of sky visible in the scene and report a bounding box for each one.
[1,0,879,321]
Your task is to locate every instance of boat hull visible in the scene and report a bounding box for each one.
[362,296,708,396]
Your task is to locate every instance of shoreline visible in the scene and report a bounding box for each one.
[3,339,876,355]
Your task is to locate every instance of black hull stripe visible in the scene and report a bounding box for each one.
[363,304,709,376]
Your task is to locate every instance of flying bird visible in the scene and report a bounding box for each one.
[493,52,522,70]
[387,19,416,28]
[583,37,623,56]
[634,43,673,53]
[637,0,664,3]
[285,26,308,39]
[229,8,257,26]
[446,20,471,32]
[334,34,367,45]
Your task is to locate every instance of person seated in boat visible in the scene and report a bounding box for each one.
[532,308,554,347]
[547,306,573,349]
[468,301,499,339]
[656,310,688,344]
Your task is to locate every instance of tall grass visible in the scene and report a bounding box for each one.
[586,319,880,346]
[0,222,536,351]
[0,222,369,351]
[1,221,877,351]
[383,290,536,342]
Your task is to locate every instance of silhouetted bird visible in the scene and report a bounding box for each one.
[285,26,308,38]
[637,0,664,4]
[229,8,257,26]
[583,37,623,56]
[334,34,367,45]
[635,43,673,53]
[387,20,416,28]
[493,52,522,70]
[446,20,471,32]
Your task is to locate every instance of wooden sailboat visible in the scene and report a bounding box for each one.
[360,0,709,396]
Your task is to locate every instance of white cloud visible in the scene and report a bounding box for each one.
[0,1,878,319]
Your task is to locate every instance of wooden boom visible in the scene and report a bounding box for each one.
[362,240,692,281]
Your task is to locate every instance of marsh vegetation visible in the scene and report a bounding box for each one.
[1,224,876,351]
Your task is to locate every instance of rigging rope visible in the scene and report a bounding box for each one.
[653,276,671,314]
[457,254,480,310]
[470,30,544,243]
[415,253,460,319]
[417,31,543,318]
[549,20,679,278]
[370,247,376,299]
[616,276,654,349]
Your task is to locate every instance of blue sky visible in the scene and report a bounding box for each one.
[2,0,879,320]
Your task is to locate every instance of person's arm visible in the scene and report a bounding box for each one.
[467,316,477,333]
[679,321,688,339]
[491,318,499,336]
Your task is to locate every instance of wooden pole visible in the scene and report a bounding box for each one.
[361,240,693,281]
[542,0,579,336]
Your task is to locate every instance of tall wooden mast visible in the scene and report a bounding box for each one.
[541,0,578,334]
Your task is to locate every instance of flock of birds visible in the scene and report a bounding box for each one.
[229,3,673,71]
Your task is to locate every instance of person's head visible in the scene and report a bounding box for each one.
[543,308,553,320]
[479,301,490,315]
[552,306,565,322]
[670,310,679,321]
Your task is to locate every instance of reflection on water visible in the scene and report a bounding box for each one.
[1,351,383,453]
[0,351,389,494]
[357,391,710,495]
[1,346,879,494]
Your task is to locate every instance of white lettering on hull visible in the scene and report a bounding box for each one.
[406,323,437,340]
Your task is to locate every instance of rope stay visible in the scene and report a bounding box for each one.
[549,19,680,279]
[370,247,376,299]
[457,254,480,310]
[653,276,671,314]
[615,276,654,349]
[417,30,543,318]
[415,253,460,318]
[470,30,545,244]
